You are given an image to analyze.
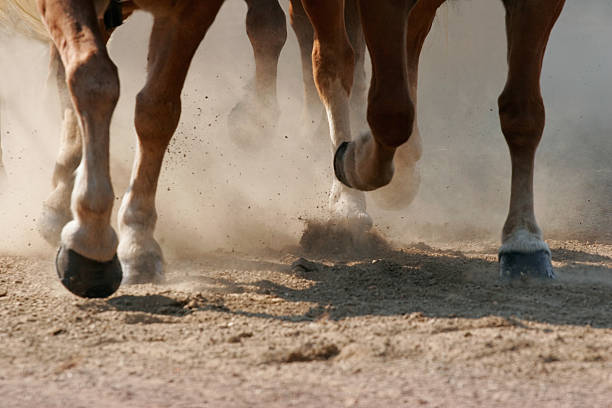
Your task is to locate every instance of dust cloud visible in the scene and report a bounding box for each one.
[0,0,609,259]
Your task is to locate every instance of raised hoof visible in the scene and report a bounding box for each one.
[499,250,556,281]
[334,141,352,188]
[56,246,122,298]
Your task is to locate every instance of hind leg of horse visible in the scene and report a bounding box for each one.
[301,0,371,231]
[497,0,565,280]
[333,0,418,192]
[118,2,224,284]
[368,1,441,210]
[228,0,286,148]
[39,45,82,246]
[38,0,121,298]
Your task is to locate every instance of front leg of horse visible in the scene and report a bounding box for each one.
[39,0,122,298]
[228,0,286,149]
[301,0,372,231]
[118,2,224,284]
[497,0,565,281]
[368,131,422,211]
[366,2,439,210]
[334,1,418,194]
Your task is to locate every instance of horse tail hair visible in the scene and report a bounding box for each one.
[0,0,50,42]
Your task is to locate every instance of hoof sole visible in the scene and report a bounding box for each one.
[56,246,122,298]
[334,141,352,188]
[499,250,556,281]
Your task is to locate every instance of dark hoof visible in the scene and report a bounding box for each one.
[499,250,556,281]
[56,246,122,298]
[334,141,352,188]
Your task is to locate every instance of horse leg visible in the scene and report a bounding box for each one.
[369,1,441,210]
[301,0,371,230]
[38,0,121,298]
[333,0,418,192]
[290,0,366,139]
[39,12,129,246]
[228,0,286,148]
[344,0,367,133]
[498,0,565,280]
[289,0,326,139]
[39,45,82,245]
[118,1,224,284]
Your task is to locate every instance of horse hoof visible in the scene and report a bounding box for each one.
[56,246,122,298]
[334,141,352,188]
[120,253,165,285]
[499,250,556,281]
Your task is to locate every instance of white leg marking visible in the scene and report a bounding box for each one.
[499,229,551,255]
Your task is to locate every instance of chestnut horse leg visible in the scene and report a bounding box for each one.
[498,0,565,279]
[117,1,224,284]
[333,0,419,192]
[344,0,367,134]
[290,0,365,137]
[38,0,122,298]
[369,1,442,210]
[39,45,82,245]
[39,13,133,246]
[289,0,322,133]
[301,0,371,230]
[228,0,286,148]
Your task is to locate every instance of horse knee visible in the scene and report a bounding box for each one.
[134,89,181,143]
[498,89,545,150]
[246,0,287,57]
[367,94,415,148]
[66,51,119,119]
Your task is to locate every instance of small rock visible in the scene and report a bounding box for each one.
[51,328,67,336]
[291,258,319,273]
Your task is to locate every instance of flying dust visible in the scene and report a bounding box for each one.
[0,0,609,261]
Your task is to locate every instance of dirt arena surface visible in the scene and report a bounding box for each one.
[1,237,610,407]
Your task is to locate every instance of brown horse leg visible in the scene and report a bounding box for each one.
[344,0,367,133]
[38,0,121,298]
[39,13,129,246]
[39,45,82,246]
[498,0,565,280]
[302,0,371,230]
[369,1,442,210]
[118,1,224,284]
[290,0,366,138]
[228,0,286,148]
[289,0,322,132]
[333,0,418,191]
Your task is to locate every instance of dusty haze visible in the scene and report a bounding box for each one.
[0,0,610,258]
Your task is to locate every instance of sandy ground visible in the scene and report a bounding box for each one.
[0,235,610,407]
